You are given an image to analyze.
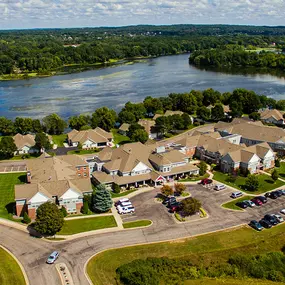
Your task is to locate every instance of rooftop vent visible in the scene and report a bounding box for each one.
[155,146,165,154]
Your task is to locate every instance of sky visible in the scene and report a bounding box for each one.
[0,0,285,29]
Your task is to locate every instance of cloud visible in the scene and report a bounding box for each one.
[0,0,285,28]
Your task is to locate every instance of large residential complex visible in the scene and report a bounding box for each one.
[15,154,92,218]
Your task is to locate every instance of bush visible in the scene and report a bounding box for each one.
[272,169,279,181]
[275,159,281,167]
[60,206,68,217]
[199,161,207,176]
[174,183,186,195]
[23,212,31,224]
[161,185,173,197]
[180,197,202,216]
[245,174,259,192]
[112,183,121,194]
[81,200,89,214]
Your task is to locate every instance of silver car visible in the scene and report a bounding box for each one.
[46,251,59,264]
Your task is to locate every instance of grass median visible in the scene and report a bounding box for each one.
[123,220,152,229]
[58,216,117,235]
[0,247,26,285]
[222,195,253,211]
[86,223,285,285]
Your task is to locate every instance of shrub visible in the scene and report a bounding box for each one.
[112,183,121,194]
[272,169,279,181]
[174,183,186,195]
[245,174,259,192]
[23,212,31,224]
[60,206,68,217]
[180,197,202,216]
[275,159,280,167]
[161,185,173,197]
[198,161,207,176]
[81,200,89,214]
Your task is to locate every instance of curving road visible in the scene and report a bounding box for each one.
[1,185,284,285]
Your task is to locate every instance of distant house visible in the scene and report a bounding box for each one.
[118,123,130,136]
[260,109,285,126]
[67,127,113,149]
[153,110,193,123]
[138,119,159,139]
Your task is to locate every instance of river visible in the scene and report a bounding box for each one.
[1,54,285,119]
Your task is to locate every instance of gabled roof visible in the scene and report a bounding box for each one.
[260,109,284,121]
[245,142,274,159]
[149,150,187,166]
[13,133,35,149]
[119,123,130,132]
[67,127,113,144]
[138,119,156,135]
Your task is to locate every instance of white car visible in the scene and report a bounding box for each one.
[244,200,255,208]
[273,214,284,223]
[46,251,59,264]
[280,209,285,215]
[214,184,226,191]
[117,205,135,214]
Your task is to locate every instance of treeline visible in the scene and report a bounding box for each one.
[189,45,285,70]
[1,24,285,75]
[116,252,285,285]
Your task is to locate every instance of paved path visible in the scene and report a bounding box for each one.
[1,185,284,285]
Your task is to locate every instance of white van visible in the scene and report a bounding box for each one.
[230,191,243,199]
[214,184,226,191]
[120,201,133,207]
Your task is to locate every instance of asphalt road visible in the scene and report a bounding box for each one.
[1,186,285,285]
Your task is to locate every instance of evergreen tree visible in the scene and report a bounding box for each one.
[81,200,89,214]
[199,161,207,176]
[23,212,31,224]
[271,169,279,182]
[93,184,113,213]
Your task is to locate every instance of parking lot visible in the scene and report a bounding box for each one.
[0,161,26,173]
[120,184,285,232]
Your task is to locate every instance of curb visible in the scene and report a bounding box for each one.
[0,245,30,285]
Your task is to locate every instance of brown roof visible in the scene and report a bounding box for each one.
[138,119,156,135]
[245,142,273,159]
[119,123,130,132]
[13,134,35,149]
[149,150,187,166]
[157,164,199,176]
[67,127,113,144]
[260,109,284,121]
[176,135,201,148]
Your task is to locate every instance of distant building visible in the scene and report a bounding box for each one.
[260,109,285,126]
[138,119,159,139]
[118,123,130,136]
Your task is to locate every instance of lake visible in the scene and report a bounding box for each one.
[1,53,285,119]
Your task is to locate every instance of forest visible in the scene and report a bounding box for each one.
[1,24,285,76]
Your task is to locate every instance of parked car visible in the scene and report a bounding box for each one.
[280,209,285,215]
[162,196,176,205]
[46,251,59,264]
[259,219,272,229]
[236,201,248,209]
[214,184,226,191]
[273,190,283,197]
[168,199,179,207]
[169,202,181,212]
[281,189,285,195]
[264,214,278,225]
[119,201,133,208]
[244,200,255,208]
[257,196,267,204]
[249,220,263,231]
[251,197,263,206]
[115,198,130,206]
[117,205,135,214]
[265,192,278,199]
[273,214,284,223]
[230,191,243,199]
[200,178,213,185]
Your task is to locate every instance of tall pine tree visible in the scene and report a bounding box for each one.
[93,184,113,212]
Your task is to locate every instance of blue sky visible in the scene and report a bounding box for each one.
[0,0,284,29]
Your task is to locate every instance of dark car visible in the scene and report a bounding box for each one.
[169,202,181,212]
[265,192,278,199]
[249,220,263,231]
[251,197,263,206]
[264,214,278,225]
[259,219,272,229]
[257,196,267,204]
[236,201,248,209]
[200,178,213,185]
[168,199,179,207]
[281,190,285,195]
[274,190,283,197]
[163,196,176,205]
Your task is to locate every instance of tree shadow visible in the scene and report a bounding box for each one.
[18,174,27,183]
[27,223,42,238]
[265,179,274,184]
[5,202,16,215]
[279,173,285,178]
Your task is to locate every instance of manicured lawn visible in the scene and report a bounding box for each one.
[111,189,136,198]
[87,223,285,285]
[123,220,152,229]
[0,173,26,219]
[52,134,67,147]
[58,216,117,235]
[0,247,26,285]
[213,171,285,194]
[222,195,253,211]
[184,278,284,285]
[179,173,209,182]
[272,162,285,179]
[67,149,99,155]
[111,129,130,145]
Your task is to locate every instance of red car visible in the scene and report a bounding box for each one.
[169,203,181,212]
[251,197,262,206]
[200,178,213,185]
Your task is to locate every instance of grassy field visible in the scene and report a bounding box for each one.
[270,162,285,179]
[52,134,67,147]
[0,247,26,285]
[123,220,152,229]
[222,195,253,211]
[87,223,285,285]
[111,129,130,145]
[213,171,285,194]
[111,189,137,198]
[58,216,117,235]
[67,149,99,155]
[0,173,26,219]
[184,278,284,285]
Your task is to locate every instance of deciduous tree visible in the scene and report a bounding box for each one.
[245,174,259,192]
[0,136,17,159]
[161,185,173,197]
[181,197,201,216]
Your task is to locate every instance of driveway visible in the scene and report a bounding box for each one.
[0,187,284,285]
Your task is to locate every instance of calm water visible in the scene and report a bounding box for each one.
[1,54,285,119]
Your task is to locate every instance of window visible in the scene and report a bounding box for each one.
[84,173,87,177]
[78,173,81,177]
[83,167,87,170]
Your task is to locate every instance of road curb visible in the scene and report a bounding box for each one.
[0,245,30,285]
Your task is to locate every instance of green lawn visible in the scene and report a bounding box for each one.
[0,173,26,219]
[179,173,209,182]
[111,189,137,198]
[58,216,117,235]
[0,247,26,285]
[184,278,284,285]
[272,162,285,179]
[213,171,285,194]
[222,195,253,211]
[123,220,152,229]
[67,149,99,155]
[111,129,130,145]
[87,223,285,285]
[52,134,67,147]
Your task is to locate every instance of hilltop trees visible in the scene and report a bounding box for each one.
[91,107,117,131]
